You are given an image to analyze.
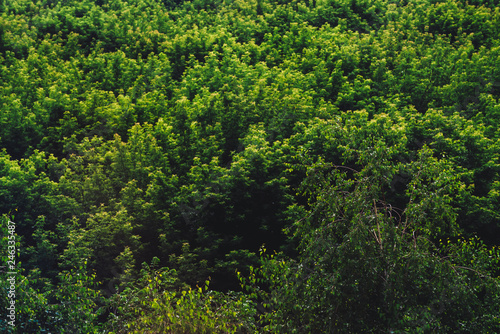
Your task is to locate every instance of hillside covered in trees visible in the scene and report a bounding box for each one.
[1,0,500,332]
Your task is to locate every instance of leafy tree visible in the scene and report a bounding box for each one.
[248,147,500,333]
[0,215,102,333]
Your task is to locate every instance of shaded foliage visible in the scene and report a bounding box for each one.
[0,0,499,331]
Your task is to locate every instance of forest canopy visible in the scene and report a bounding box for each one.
[1,0,500,332]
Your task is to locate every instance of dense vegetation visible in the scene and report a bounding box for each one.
[1,0,500,332]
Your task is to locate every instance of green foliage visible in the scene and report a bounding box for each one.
[245,155,500,333]
[1,0,500,330]
[50,260,103,333]
[0,215,102,333]
[106,258,257,333]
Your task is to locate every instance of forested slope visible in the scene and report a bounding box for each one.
[1,0,500,332]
